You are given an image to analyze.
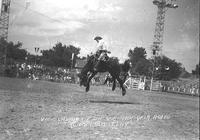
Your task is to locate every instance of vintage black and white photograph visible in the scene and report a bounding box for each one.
[0,0,199,139]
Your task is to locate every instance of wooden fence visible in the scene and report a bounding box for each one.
[161,79,199,96]
[123,76,199,96]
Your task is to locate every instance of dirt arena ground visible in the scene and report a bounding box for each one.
[0,77,199,140]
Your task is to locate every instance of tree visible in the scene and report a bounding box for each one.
[154,56,182,80]
[128,47,148,75]
[128,47,147,65]
[7,42,27,63]
[133,58,152,76]
[192,63,199,78]
[179,67,191,78]
[40,42,80,67]
[0,39,27,64]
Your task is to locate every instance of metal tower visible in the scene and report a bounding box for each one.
[152,0,178,57]
[0,0,11,66]
[0,0,11,40]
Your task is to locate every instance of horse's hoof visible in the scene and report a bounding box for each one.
[112,86,116,91]
[86,87,89,92]
[122,91,126,96]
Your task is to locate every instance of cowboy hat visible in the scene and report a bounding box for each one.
[94,36,103,41]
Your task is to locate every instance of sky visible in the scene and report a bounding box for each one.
[4,0,199,72]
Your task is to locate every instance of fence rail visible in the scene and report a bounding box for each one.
[123,76,199,96]
[160,79,199,96]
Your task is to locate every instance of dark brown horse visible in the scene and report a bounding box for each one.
[78,54,131,96]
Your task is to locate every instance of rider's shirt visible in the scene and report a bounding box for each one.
[96,39,107,52]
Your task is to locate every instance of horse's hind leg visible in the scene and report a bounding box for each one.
[109,73,116,91]
[116,77,126,96]
[86,72,97,92]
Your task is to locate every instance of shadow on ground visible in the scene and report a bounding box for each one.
[89,100,140,105]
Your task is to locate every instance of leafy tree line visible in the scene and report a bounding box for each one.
[192,63,199,78]
[0,38,27,64]
[0,39,81,68]
[128,47,185,81]
[1,38,198,80]
[40,42,80,67]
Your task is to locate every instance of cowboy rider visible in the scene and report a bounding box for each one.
[93,36,110,70]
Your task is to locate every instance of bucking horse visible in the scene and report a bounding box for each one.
[78,53,132,96]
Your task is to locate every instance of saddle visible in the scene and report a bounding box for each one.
[96,50,110,62]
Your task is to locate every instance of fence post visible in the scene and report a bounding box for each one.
[177,87,180,92]
[196,89,199,96]
[150,77,153,91]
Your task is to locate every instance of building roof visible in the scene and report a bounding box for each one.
[75,59,87,69]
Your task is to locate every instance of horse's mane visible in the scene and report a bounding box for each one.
[87,54,96,63]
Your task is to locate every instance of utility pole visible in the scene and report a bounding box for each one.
[0,0,11,68]
[71,53,74,69]
[34,47,40,65]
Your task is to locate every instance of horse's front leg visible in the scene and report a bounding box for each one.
[103,77,108,85]
[86,72,97,92]
[112,79,116,91]
[116,76,126,96]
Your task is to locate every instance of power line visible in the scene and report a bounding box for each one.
[11,1,67,26]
